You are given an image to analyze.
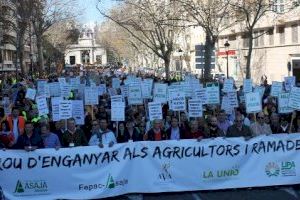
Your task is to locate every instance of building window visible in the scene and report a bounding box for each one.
[254,32,259,47]
[273,0,285,13]
[242,35,249,48]
[259,31,265,46]
[70,56,75,65]
[267,29,274,45]
[96,55,102,64]
[291,24,298,44]
[278,26,285,45]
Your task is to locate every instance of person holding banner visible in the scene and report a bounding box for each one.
[40,123,61,149]
[227,115,253,138]
[250,112,272,136]
[89,118,116,147]
[122,121,143,142]
[62,118,88,147]
[217,110,232,135]
[184,120,204,140]
[15,121,44,150]
[166,117,182,140]
[145,119,167,141]
[206,116,224,138]
[7,107,26,144]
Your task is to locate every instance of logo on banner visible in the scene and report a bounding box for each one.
[266,161,297,177]
[14,180,48,196]
[202,166,239,180]
[158,163,172,181]
[106,174,128,189]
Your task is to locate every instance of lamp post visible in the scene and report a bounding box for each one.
[224,41,230,79]
[178,48,183,80]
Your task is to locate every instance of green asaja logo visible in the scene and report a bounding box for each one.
[14,180,24,193]
[14,180,48,194]
[265,162,280,177]
[106,174,128,189]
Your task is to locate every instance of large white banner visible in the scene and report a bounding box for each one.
[1,134,300,200]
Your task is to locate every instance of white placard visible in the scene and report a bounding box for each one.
[221,96,234,115]
[51,97,63,122]
[112,78,121,89]
[278,93,294,114]
[25,88,36,100]
[243,79,253,93]
[153,83,167,103]
[270,81,283,97]
[60,83,72,98]
[284,76,296,92]
[223,79,234,92]
[58,77,66,84]
[111,102,125,122]
[226,91,239,108]
[72,100,84,125]
[188,99,203,118]
[59,100,72,120]
[193,88,207,105]
[128,85,143,105]
[108,88,117,96]
[288,87,300,110]
[206,85,220,105]
[98,84,107,96]
[37,80,49,97]
[245,92,262,113]
[120,85,128,98]
[148,102,162,121]
[141,79,153,99]
[70,77,81,90]
[49,82,61,97]
[170,91,186,111]
[36,95,49,116]
[85,87,99,105]
[254,86,265,98]
[111,95,123,103]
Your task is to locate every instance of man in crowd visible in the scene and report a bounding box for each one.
[15,121,44,150]
[227,114,253,138]
[62,118,88,147]
[7,107,25,144]
[145,119,167,141]
[40,123,61,148]
[250,112,272,136]
[217,110,232,135]
[166,117,182,140]
[89,118,116,147]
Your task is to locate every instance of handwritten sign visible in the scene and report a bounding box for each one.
[188,99,203,118]
[223,79,234,92]
[278,93,294,114]
[111,95,123,103]
[111,102,125,122]
[36,96,49,116]
[284,76,296,92]
[169,91,186,111]
[59,100,72,120]
[84,87,99,105]
[25,88,36,100]
[72,100,84,125]
[128,85,143,105]
[245,92,262,113]
[243,79,253,93]
[288,87,300,110]
[148,102,162,121]
[51,97,63,122]
[153,83,167,103]
[270,81,283,97]
[206,84,220,105]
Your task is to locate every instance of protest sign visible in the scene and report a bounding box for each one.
[141,79,153,99]
[288,87,300,110]
[243,79,253,93]
[226,91,238,108]
[25,88,36,100]
[111,95,123,103]
[59,100,72,120]
[98,84,107,96]
[51,97,62,122]
[254,86,265,98]
[128,85,143,105]
[148,102,162,121]
[169,91,186,111]
[72,100,84,125]
[37,80,50,97]
[278,93,294,114]
[60,83,72,98]
[112,78,121,89]
[36,96,49,116]
[245,92,262,113]
[284,76,296,92]
[222,79,234,92]
[206,84,220,105]
[153,83,167,103]
[58,77,66,84]
[108,88,117,96]
[193,88,207,105]
[2,135,300,200]
[48,82,61,97]
[84,87,99,105]
[188,99,203,118]
[270,81,283,97]
[111,102,125,122]
[120,85,128,98]
[181,82,193,98]
[221,96,234,115]
[70,77,81,90]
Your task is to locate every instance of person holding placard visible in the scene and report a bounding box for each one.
[62,118,88,147]
[89,118,116,147]
[250,112,272,136]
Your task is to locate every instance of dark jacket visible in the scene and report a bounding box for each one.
[165,127,184,140]
[118,128,143,143]
[227,124,253,138]
[62,129,88,147]
[147,129,167,141]
[15,132,44,149]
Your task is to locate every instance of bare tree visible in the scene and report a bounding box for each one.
[178,0,234,81]
[97,0,185,80]
[229,0,298,78]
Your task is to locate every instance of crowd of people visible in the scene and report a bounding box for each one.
[0,71,299,151]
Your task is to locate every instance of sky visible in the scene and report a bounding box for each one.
[77,0,117,25]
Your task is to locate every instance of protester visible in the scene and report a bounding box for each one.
[184,120,204,139]
[15,121,44,150]
[206,116,224,138]
[166,117,182,140]
[0,120,14,148]
[62,118,88,147]
[145,119,167,141]
[7,107,26,144]
[40,123,61,148]
[250,112,272,136]
[88,118,116,147]
[227,115,253,138]
[217,109,232,135]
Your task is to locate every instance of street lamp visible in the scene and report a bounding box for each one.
[224,41,230,79]
[178,48,183,80]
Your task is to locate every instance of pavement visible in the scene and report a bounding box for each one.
[103,186,300,200]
